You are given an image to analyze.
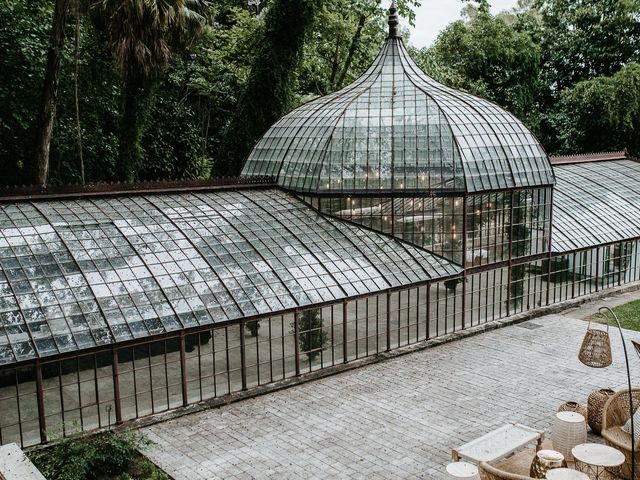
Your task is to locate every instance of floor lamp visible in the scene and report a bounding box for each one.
[579,306,634,479]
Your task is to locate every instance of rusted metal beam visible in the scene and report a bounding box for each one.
[0,176,276,203]
[112,347,122,424]
[239,322,247,391]
[179,333,188,406]
[343,301,348,363]
[35,360,47,444]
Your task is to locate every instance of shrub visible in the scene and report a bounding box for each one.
[27,429,164,480]
[295,309,328,361]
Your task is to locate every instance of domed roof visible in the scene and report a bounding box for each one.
[242,4,554,194]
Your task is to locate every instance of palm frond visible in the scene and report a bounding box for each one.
[92,0,205,82]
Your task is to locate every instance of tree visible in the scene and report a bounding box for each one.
[90,0,207,181]
[417,4,541,124]
[186,3,263,165]
[72,1,84,185]
[245,320,260,337]
[214,0,324,177]
[536,0,640,93]
[551,62,640,156]
[0,0,54,185]
[34,0,72,187]
[295,309,328,362]
[298,0,419,96]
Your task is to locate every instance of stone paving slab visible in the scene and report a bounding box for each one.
[142,314,633,479]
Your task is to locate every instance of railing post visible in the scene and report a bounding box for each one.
[386,291,391,352]
[342,301,348,363]
[35,360,47,444]
[461,275,467,330]
[239,322,247,390]
[506,191,514,317]
[546,253,552,306]
[426,284,431,339]
[618,243,624,286]
[572,252,577,299]
[294,311,301,375]
[596,248,600,292]
[179,332,188,406]
[112,347,122,424]
[461,196,467,330]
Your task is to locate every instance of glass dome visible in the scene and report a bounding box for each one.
[242,4,555,194]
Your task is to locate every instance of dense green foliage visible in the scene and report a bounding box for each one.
[536,0,640,91]
[419,4,541,123]
[419,0,640,156]
[27,430,167,480]
[215,0,323,175]
[552,62,640,155]
[1,0,639,186]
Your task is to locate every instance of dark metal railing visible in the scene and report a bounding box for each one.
[0,176,277,202]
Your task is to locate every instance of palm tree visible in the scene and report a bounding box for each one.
[91,0,206,181]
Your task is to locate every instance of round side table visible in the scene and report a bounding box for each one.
[571,443,625,479]
[553,412,587,462]
[545,468,590,479]
[446,461,480,479]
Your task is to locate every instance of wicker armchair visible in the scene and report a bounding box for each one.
[602,388,640,479]
[479,462,535,480]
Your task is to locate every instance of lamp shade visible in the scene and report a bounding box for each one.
[578,320,612,368]
[632,339,640,360]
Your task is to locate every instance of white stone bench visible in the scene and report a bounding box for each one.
[0,443,46,480]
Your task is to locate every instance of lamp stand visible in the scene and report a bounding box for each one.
[600,306,635,480]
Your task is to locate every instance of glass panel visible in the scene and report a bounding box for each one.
[553,160,640,252]
[0,189,461,368]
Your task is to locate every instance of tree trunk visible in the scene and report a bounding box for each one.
[329,38,341,87]
[34,0,71,187]
[117,79,152,181]
[336,13,366,89]
[74,9,84,185]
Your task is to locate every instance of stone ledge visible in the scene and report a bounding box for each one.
[0,444,45,480]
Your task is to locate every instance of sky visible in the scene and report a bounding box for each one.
[406,0,520,49]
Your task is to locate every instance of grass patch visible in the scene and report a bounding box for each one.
[587,299,640,331]
[27,429,169,480]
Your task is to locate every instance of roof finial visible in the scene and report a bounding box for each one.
[388,2,400,38]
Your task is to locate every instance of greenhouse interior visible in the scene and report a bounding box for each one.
[1,5,640,448]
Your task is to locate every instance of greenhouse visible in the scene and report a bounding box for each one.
[1,5,640,448]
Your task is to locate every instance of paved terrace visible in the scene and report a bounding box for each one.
[142,308,635,479]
